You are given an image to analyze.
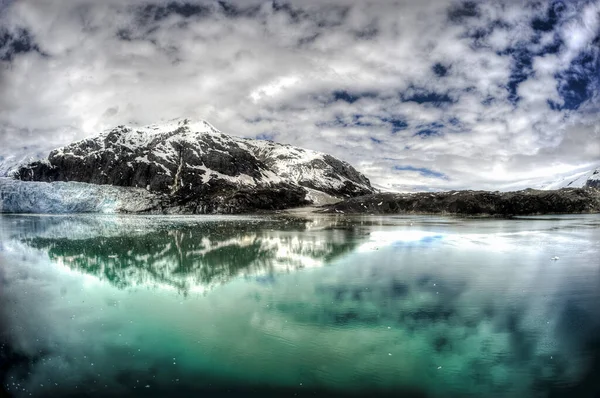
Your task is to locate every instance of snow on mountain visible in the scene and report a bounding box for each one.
[36,117,371,194]
[0,148,47,177]
[18,118,371,193]
[588,169,600,188]
[533,167,600,190]
[5,118,373,213]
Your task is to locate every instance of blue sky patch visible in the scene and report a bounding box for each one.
[414,121,444,137]
[539,36,562,55]
[552,47,600,110]
[271,2,306,23]
[330,90,378,104]
[402,89,454,106]
[500,46,534,104]
[448,117,460,126]
[138,2,211,23]
[531,1,565,32]
[447,1,479,23]
[393,165,448,179]
[351,114,374,127]
[414,129,441,138]
[432,63,449,77]
[316,114,407,133]
[217,1,261,18]
[255,133,276,141]
[0,28,45,61]
[381,117,409,134]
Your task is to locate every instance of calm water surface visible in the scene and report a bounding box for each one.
[1,214,599,398]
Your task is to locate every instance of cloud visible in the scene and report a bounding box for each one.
[0,0,599,191]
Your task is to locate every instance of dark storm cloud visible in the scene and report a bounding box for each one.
[0,0,599,190]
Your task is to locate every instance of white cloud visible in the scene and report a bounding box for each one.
[0,0,599,191]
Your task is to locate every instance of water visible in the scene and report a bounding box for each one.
[1,214,599,398]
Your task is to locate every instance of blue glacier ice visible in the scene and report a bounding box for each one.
[0,178,160,213]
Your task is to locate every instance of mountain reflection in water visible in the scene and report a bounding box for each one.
[0,214,599,398]
[12,215,367,293]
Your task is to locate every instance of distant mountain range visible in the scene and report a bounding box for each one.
[533,167,600,190]
[319,188,600,216]
[322,166,600,216]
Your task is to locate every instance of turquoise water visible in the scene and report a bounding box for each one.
[1,214,599,398]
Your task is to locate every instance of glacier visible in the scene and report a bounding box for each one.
[0,178,160,214]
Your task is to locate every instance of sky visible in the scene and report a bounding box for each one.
[0,0,599,191]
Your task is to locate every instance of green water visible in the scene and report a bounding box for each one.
[1,214,600,397]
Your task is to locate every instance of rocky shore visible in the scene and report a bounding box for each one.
[318,188,600,216]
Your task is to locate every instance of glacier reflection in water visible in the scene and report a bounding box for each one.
[1,214,600,398]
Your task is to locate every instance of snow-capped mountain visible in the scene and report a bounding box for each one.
[534,167,600,190]
[0,147,47,177]
[589,169,600,188]
[11,118,373,213]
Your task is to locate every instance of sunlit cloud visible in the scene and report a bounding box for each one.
[0,0,598,190]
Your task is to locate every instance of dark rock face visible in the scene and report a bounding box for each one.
[319,188,600,216]
[298,155,373,197]
[15,119,373,213]
[164,180,311,214]
[585,170,600,189]
[17,126,266,193]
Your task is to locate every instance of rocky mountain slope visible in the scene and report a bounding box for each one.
[587,169,600,188]
[0,147,47,177]
[319,188,600,216]
[10,118,373,213]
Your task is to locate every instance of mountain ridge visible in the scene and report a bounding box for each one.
[318,188,600,216]
[526,166,600,190]
[9,118,374,213]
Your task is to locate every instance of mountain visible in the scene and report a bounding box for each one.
[589,169,600,188]
[319,188,600,216]
[10,118,373,213]
[533,167,600,190]
[0,147,47,177]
